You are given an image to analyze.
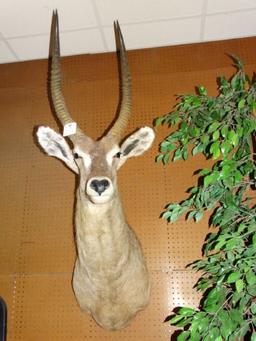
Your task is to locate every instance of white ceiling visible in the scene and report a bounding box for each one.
[1,0,256,64]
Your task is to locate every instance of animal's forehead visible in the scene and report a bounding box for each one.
[74,136,118,155]
[99,136,119,151]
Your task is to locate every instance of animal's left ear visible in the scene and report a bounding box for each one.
[119,127,155,165]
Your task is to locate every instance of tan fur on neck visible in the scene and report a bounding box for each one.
[72,187,150,330]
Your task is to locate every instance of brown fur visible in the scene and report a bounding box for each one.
[72,135,150,330]
[73,187,150,330]
[37,116,154,331]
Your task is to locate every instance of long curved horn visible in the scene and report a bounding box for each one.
[50,10,84,141]
[107,21,132,141]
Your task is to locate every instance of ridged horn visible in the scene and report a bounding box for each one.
[49,10,84,142]
[107,21,132,141]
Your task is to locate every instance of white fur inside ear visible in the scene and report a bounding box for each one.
[36,126,78,173]
[120,126,155,158]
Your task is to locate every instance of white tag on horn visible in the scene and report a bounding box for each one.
[63,122,77,136]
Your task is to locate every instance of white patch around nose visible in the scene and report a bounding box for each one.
[106,146,120,166]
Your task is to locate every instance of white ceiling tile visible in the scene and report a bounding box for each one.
[0,40,17,63]
[60,29,105,56]
[95,0,204,26]
[8,28,104,62]
[7,35,49,61]
[207,0,256,14]
[104,18,202,51]
[0,0,52,37]
[53,0,97,30]
[0,0,97,38]
[204,10,256,41]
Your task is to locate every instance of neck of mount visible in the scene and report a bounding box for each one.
[75,188,130,267]
[75,187,128,233]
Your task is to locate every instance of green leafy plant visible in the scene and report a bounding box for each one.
[155,56,256,341]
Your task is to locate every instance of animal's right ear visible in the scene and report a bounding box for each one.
[36,126,78,173]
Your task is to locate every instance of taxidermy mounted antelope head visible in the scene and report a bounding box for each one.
[36,10,154,330]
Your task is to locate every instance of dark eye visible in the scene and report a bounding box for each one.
[114,152,122,159]
[74,152,79,159]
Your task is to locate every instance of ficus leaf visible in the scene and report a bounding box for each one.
[215,337,222,341]
[251,333,256,341]
[208,122,220,133]
[246,271,256,285]
[195,211,203,222]
[154,116,165,126]
[168,314,184,325]
[235,279,244,293]
[179,307,195,316]
[221,125,229,138]
[220,141,232,156]
[210,141,220,159]
[227,130,239,147]
[227,272,241,283]
[192,143,204,156]
[173,148,182,162]
[212,130,220,141]
[177,331,190,341]
[198,85,207,96]
[204,172,219,187]
[163,154,170,165]
[238,99,245,110]
[156,154,164,162]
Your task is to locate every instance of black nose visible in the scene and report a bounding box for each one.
[90,179,110,195]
